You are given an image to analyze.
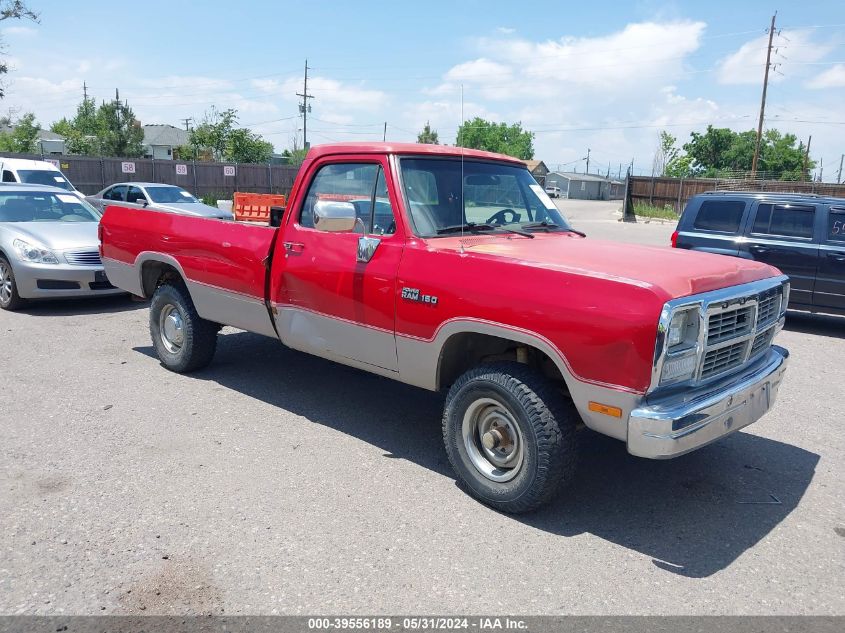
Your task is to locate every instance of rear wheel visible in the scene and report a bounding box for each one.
[443,362,578,513]
[149,281,218,372]
[0,256,25,311]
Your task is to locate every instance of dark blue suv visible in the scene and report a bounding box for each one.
[673,191,845,316]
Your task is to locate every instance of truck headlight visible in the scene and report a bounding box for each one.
[13,239,59,264]
[667,307,699,351]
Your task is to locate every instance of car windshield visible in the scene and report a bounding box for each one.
[0,191,100,222]
[17,169,75,192]
[399,158,571,237]
[145,186,198,204]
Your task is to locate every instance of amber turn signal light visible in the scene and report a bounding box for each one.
[588,401,623,418]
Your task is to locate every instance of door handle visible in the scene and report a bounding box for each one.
[829,253,845,262]
[283,241,305,254]
[749,245,768,254]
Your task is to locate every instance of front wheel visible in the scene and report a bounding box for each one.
[443,362,578,513]
[149,281,218,372]
[0,256,26,311]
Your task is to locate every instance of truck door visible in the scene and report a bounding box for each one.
[739,200,819,308]
[814,206,845,312]
[275,155,403,372]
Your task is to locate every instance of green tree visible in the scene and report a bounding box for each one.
[456,117,534,159]
[188,107,237,161]
[225,127,273,163]
[0,1,39,99]
[50,96,99,154]
[678,125,812,179]
[281,147,308,167]
[187,107,274,163]
[0,111,39,152]
[417,121,439,144]
[95,99,144,157]
[654,131,679,176]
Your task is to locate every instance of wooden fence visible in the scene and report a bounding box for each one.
[2,152,300,198]
[630,176,845,213]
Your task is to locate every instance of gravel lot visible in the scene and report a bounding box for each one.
[1,201,843,615]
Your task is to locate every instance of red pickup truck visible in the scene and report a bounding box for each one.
[100,142,790,513]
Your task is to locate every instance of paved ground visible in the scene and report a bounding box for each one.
[1,203,843,615]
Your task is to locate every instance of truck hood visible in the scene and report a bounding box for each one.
[5,221,100,251]
[429,233,779,301]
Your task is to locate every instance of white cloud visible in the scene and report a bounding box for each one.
[495,27,515,35]
[717,30,833,85]
[806,64,845,89]
[1,25,36,37]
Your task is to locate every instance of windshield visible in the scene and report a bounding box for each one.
[0,191,100,222]
[399,158,571,237]
[18,169,75,192]
[145,186,198,204]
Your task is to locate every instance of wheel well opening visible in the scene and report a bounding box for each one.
[437,332,565,391]
[141,261,182,298]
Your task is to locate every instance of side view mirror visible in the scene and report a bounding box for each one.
[269,206,285,227]
[313,200,356,232]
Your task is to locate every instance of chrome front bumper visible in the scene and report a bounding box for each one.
[628,346,789,459]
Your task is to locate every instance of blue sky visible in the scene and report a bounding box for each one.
[3,0,844,177]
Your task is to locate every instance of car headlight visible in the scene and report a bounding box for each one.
[13,239,59,264]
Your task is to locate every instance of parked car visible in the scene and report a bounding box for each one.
[101,142,789,513]
[0,157,84,198]
[545,185,561,198]
[673,191,845,316]
[88,183,233,220]
[0,184,123,310]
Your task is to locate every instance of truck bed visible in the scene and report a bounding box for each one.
[100,205,279,336]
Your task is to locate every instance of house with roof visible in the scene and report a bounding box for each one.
[142,124,190,160]
[522,159,549,186]
[0,125,66,155]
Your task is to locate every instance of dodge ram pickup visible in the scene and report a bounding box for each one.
[100,142,790,513]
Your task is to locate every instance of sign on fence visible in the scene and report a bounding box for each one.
[223,165,236,177]
[121,161,136,174]
[175,164,188,176]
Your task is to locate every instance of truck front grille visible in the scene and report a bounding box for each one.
[698,285,784,381]
[64,250,101,266]
[707,306,753,345]
[701,342,747,379]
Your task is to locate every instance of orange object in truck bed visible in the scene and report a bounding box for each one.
[232,192,286,223]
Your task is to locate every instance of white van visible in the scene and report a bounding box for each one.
[0,157,83,197]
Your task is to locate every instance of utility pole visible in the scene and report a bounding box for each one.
[752,12,777,178]
[802,136,812,182]
[383,122,387,142]
[296,59,314,150]
[819,157,824,183]
[837,154,843,184]
[181,117,192,132]
[584,148,591,174]
[83,81,88,102]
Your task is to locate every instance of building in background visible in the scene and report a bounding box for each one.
[545,171,623,200]
[523,160,549,186]
[142,124,190,160]
[0,126,66,155]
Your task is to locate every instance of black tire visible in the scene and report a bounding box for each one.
[149,281,218,373]
[443,362,578,513]
[0,255,26,311]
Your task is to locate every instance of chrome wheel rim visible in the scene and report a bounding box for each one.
[0,261,12,306]
[159,304,185,354]
[462,397,525,483]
